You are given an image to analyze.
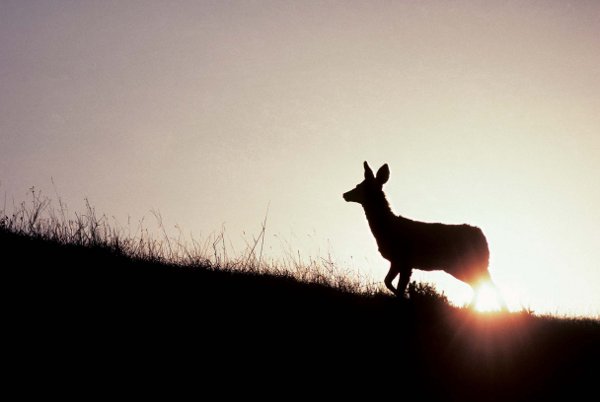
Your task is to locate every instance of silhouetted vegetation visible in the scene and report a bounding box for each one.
[3,191,598,399]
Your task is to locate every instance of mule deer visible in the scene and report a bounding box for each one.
[344,161,504,308]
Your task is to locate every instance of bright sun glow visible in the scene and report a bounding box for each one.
[474,282,504,313]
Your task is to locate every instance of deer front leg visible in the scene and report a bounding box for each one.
[397,267,412,299]
[384,265,400,296]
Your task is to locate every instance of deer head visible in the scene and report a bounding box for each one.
[343,161,390,205]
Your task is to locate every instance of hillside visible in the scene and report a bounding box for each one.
[3,228,599,400]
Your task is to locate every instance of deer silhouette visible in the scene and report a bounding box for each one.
[344,161,504,308]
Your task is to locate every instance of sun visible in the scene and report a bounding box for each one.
[473,282,504,313]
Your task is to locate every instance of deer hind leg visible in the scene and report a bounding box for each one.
[490,279,509,312]
[468,286,480,309]
[469,278,509,312]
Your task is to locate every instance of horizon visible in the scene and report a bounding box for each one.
[1,1,599,316]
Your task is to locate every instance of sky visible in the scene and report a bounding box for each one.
[1,0,599,316]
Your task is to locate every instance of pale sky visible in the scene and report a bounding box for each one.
[1,1,599,316]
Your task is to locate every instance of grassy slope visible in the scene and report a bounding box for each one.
[3,228,599,400]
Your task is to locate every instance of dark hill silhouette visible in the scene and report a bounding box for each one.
[3,228,599,400]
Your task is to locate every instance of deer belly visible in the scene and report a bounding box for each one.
[414,247,489,284]
[404,243,486,270]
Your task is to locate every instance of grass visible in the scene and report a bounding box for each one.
[3,189,599,399]
[2,187,379,292]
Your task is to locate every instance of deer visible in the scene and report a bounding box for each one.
[343,161,505,309]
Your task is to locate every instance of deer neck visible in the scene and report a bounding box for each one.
[362,192,395,241]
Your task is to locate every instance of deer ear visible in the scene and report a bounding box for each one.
[376,164,390,185]
[364,161,375,180]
